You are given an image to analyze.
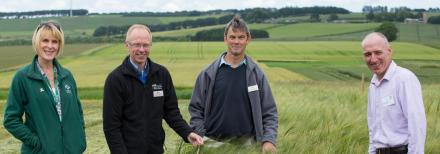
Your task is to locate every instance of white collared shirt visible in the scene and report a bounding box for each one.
[367,61,426,154]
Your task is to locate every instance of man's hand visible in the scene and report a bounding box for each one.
[262,141,276,154]
[187,132,204,146]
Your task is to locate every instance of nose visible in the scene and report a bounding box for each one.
[138,46,149,51]
[47,42,56,48]
[369,53,378,63]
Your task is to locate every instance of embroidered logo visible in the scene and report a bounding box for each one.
[40,88,45,92]
[65,84,72,94]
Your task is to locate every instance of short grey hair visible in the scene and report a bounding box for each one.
[361,32,389,47]
[125,24,152,42]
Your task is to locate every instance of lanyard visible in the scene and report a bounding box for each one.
[37,61,62,122]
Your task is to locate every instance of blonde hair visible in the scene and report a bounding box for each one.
[125,24,152,42]
[32,21,64,56]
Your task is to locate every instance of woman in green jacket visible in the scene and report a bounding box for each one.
[3,21,86,153]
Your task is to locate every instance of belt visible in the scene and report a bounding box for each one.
[376,145,408,154]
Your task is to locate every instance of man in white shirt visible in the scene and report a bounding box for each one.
[362,32,426,154]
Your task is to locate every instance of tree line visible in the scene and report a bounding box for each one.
[191,28,269,41]
[93,15,235,37]
[100,6,349,19]
[0,9,88,18]
[365,11,421,22]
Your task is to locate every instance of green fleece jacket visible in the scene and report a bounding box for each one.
[3,55,86,154]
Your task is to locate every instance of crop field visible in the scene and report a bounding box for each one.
[0,14,223,38]
[0,43,107,70]
[153,23,282,37]
[1,20,440,153]
[1,81,439,153]
[265,23,379,40]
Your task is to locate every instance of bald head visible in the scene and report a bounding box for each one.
[361,32,389,49]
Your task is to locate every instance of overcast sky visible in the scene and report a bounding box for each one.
[0,0,439,13]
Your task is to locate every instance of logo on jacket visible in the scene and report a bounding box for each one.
[65,84,72,94]
[40,88,45,92]
[152,84,163,97]
[152,84,162,90]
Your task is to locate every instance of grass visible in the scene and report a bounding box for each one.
[1,81,439,153]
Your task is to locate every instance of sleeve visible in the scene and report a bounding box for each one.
[3,72,41,150]
[188,72,207,136]
[102,74,128,153]
[71,74,87,148]
[367,89,376,154]
[259,73,278,145]
[399,76,426,154]
[162,69,192,142]
[71,74,85,128]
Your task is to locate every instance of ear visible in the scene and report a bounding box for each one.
[125,42,129,49]
[386,44,392,53]
[247,34,252,42]
[224,35,227,43]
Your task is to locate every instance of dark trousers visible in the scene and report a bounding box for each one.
[376,145,408,154]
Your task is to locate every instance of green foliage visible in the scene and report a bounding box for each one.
[310,13,321,22]
[375,22,399,42]
[92,15,232,37]
[366,11,375,21]
[428,16,440,24]
[327,13,339,22]
[367,11,418,22]
[191,28,269,41]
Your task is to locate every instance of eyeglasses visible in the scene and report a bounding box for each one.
[37,22,62,31]
[127,42,152,49]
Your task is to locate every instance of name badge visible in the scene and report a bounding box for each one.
[381,95,395,106]
[247,85,259,92]
[153,90,164,97]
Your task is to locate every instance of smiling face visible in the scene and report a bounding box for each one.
[125,28,152,66]
[362,34,393,80]
[224,27,251,57]
[32,22,64,63]
[37,33,60,62]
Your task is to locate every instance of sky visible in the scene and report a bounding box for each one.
[0,0,439,13]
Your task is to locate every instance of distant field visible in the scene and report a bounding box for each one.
[153,23,282,37]
[1,41,440,89]
[0,14,224,38]
[0,41,439,153]
[265,23,379,40]
[274,13,366,23]
[0,43,106,70]
[154,25,225,37]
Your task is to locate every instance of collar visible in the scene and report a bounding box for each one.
[371,60,397,86]
[219,52,247,68]
[27,55,67,80]
[129,57,149,73]
[122,56,158,77]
